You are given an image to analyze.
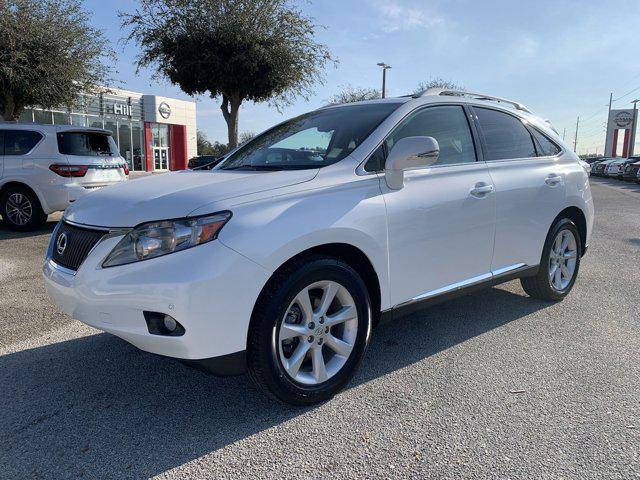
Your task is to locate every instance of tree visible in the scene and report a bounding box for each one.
[327,85,381,105]
[413,78,464,96]
[122,0,334,149]
[197,129,229,157]
[239,131,256,145]
[0,0,112,121]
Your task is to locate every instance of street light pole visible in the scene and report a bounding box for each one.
[377,62,392,99]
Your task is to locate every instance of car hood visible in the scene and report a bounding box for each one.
[64,169,318,228]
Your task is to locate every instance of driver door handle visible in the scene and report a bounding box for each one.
[545,173,562,186]
[470,184,494,197]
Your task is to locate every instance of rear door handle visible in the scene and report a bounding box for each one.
[545,174,562,186]
[470,183,494,197]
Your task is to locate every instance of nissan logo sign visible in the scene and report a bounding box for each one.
[614,111,633,128]
[158,102,172,119]
[56,232,68,256]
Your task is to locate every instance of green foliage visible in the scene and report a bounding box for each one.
[327,85,381,105]
[121,0,334,148]
[414,78,464,95]
[0,0,113,120]
[197,129,229,156]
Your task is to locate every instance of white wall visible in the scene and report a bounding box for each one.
[142,95,198,160]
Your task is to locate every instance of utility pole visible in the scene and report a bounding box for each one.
[377,63,392,99]
[630,99,639,157]
[608,92,613,115]
[562,128,566,141]
[573,116,579,152]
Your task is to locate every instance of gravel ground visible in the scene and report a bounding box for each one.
[0,178,638,479]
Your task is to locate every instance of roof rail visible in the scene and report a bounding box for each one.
[415,88,532,113]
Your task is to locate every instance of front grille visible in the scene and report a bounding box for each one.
[51,222,106,271]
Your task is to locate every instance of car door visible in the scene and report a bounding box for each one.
[376,104,497,307]
[471,106,566,272]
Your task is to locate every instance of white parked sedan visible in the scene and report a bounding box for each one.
[43,89,594,404]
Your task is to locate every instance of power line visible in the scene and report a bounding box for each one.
[613,85,640,103]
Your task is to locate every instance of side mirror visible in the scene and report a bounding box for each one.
[384,136,440,189]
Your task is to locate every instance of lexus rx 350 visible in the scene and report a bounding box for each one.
[43,90,594,404]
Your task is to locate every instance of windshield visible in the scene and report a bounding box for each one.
[218,102,401,171]
[57,132,119,157]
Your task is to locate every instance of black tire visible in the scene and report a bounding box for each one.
[247,255,372,405]
[0,185,47,231]
[520,218,582,301]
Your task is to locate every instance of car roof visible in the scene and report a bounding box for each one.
[0,122,111,135]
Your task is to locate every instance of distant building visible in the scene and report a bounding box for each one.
[18,87,197,172]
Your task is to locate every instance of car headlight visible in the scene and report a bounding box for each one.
[102,211,232,267]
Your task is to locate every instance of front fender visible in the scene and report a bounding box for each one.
[217,176,392,310]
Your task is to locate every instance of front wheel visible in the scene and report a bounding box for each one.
[521,218,581,301]
[247,256,372,405]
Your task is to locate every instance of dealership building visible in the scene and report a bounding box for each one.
[18,88,197,172]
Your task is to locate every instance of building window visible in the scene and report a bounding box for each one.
[52,111,71,125]
[33,110,53,124]
[118,121,132,164]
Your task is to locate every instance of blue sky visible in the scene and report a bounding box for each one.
[86,0,640,155]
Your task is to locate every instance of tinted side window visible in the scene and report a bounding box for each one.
[475,108,536,160]
[0,132,4,155]
[386,106,476,166]
[530,128,561,157]
[4,130,42,155]
[364,144,386,172]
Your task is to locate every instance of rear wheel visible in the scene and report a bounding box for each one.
[247,256,372,405]
[521,218,581,301]
[0,186,47,231]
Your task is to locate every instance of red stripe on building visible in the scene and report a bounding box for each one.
[622,129,630,158]
[612,129,619,157]
[144,122,153,171]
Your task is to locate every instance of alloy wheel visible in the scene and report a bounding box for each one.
[6,193,33,226]
[548,229,578,291]
[276,280,358,385]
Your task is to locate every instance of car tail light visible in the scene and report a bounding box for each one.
[122,163,129,175]
[49,164,89,177]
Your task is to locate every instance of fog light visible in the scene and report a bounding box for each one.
[143,311,185,336]
[163,315,177,332]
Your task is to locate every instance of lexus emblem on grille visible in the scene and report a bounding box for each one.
[56,232,68,256]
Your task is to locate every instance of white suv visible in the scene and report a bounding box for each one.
[43,90,594,404]
[0,124,128,230]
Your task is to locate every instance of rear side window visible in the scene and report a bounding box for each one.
[530,128,561,157]
[57,132,118,156]
[3,130,43,155]
[474,107,536,160]
[385,105,477,166]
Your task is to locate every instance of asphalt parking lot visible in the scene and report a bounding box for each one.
[1,178,639,479]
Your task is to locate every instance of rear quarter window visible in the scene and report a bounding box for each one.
[3,130,43,155]
[474,107,537,161]
[57,132,118,156]
[530,128,561,157]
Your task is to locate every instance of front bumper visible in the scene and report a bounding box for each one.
[43,225,271,365]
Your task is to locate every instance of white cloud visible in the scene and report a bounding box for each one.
[372,0,445,33]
